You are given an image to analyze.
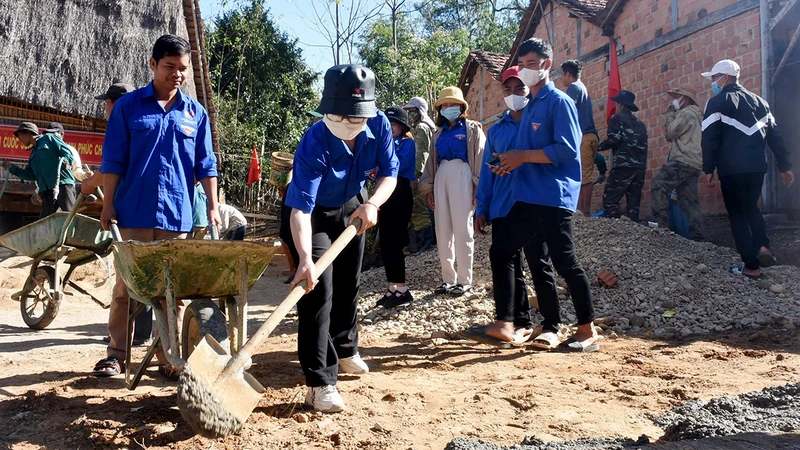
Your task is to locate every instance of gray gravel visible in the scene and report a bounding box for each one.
[656,382,800,441]
[444,436,649,450]
[356,216,800,339]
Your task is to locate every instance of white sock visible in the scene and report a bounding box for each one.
[389,284,397,292]
[395,286,408,293]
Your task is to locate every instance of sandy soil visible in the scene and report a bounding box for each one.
[0,249,798,449]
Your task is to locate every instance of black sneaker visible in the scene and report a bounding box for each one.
[376,290,394,307]
[434,283,454,295]
[383,290,413,308]
[450,284,472,297]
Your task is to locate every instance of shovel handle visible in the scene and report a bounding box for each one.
[221,217,363,377]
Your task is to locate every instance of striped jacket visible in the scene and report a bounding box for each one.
[701,83,791,177]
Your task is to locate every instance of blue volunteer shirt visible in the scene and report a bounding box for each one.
[476,112,518,221]
[511,82,582,212]
[286,111,398,213]
[566,80,597,136]
[435,119,468,165]
[101,83,218,232]
[395,136,417,181]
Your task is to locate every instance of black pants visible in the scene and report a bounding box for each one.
[39,184,76,218]
[224,225,247,241]
[378,177,413,283]
[490,202,594,326]
[133,306,153,341]
[491,217,538,329]
[297,194,365,387]
[603,167,645,222]
[521,234,561,332]
[280,197,300,267]
[719,173,768,270]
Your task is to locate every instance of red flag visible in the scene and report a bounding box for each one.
[246,146,261,186]
[606,40,622,125]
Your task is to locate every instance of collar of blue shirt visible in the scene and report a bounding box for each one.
[140,82,189,110]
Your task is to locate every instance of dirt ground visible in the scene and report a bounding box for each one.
[1,248,799,450]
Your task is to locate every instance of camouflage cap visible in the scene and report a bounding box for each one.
[13,122,39,137]
[95,83,135,101]
[667,86,698,105]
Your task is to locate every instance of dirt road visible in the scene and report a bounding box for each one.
[1,251,798,449]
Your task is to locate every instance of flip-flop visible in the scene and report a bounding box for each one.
[92,357,124,377]
[559,336,600,353]
[459,325,513,349]
[530,331,561,350]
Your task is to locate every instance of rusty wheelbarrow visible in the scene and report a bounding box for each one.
[109,231,281,390]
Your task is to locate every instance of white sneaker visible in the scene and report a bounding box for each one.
[339,353,369,374]
[305,385,346,413]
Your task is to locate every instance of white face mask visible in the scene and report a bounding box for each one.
[504,94,529,112]
[672,98,683,110]
[519,67,546,87]
[323,115,367,140]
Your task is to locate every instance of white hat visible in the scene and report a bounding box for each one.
[701,59,740,78]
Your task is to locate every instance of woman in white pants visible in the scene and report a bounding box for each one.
[418,87,485,297]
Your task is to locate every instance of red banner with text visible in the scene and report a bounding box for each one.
[0,124,105,165]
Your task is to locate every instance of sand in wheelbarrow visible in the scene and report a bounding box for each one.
[177,367,244,438]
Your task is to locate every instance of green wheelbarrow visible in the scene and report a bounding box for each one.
[109,228,281,390]
[0,193,113,329]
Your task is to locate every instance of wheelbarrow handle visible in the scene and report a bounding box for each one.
[57,191,86,248]
[109,223,123,243]
[220,217,363,378]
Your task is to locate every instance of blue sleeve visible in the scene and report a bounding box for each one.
[375,114,399,178]
[542,96,581,167]
[400,138,417,180]
[194,106,218,179]
[475,133,495,218]
[101,96,130,175]
[285,131,327,214]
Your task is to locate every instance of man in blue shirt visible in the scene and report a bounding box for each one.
[287,65,398,413]
[488,38,598,352]
[561,60,599,215]
[471,67,556,346]
[93,35,220,380]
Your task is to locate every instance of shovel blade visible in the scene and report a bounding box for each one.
[184,334,265,426]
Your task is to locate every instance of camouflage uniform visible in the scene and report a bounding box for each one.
[651,104,705,240]
[599,110,648,222]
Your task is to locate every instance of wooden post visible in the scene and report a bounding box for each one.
[760,0,776,210]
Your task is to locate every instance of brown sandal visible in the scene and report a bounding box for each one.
[93,357,124,377]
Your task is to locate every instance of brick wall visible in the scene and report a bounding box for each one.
[529,1,762,217]
[463,65,507,128]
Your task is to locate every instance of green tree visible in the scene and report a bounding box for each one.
[358,15,469,109]
[417,0,522,53]
[206,1,319,209]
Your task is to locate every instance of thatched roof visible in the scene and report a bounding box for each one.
[0,0,197,119]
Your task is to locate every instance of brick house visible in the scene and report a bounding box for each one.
[459,51,510,127]
[458,0,800,217]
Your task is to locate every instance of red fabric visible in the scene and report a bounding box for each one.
[246,147,261,186]
[606,41,621,125]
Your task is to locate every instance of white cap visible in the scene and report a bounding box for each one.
[402,97,428,111]
[701,59,740,78]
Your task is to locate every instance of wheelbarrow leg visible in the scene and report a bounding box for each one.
[162,261,183,368]
[124,301,146,389]
[127,335,160,390]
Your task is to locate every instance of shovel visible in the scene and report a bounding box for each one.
[178,217,363,438]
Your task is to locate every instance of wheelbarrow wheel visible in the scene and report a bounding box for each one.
[20,266,60,329]
[182,299,229,360]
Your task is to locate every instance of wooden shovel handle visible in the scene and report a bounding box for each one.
[221,217,363,377]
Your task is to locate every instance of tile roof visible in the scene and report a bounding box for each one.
[559,0,607,19]
[468,50,509,80]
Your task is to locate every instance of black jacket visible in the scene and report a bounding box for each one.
[701,83,791,177]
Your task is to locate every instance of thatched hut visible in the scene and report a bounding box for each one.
[0,0,217,224]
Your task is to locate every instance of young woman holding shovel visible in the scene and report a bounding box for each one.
[286,64,398,413]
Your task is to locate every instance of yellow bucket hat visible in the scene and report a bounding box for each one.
[433,86,469,111]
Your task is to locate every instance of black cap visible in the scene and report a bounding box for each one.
[316,65,377,118]
[384,106,410,131]
[610,90,639,111]
[43,122,65,133]
[95,83,135,101]
[13,122,38,137]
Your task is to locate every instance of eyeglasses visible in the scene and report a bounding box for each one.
[325,114,367,125]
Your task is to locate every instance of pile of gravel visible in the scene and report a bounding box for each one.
[656,382,800,441]
[357,216,800,338]
[444,435,650,450]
